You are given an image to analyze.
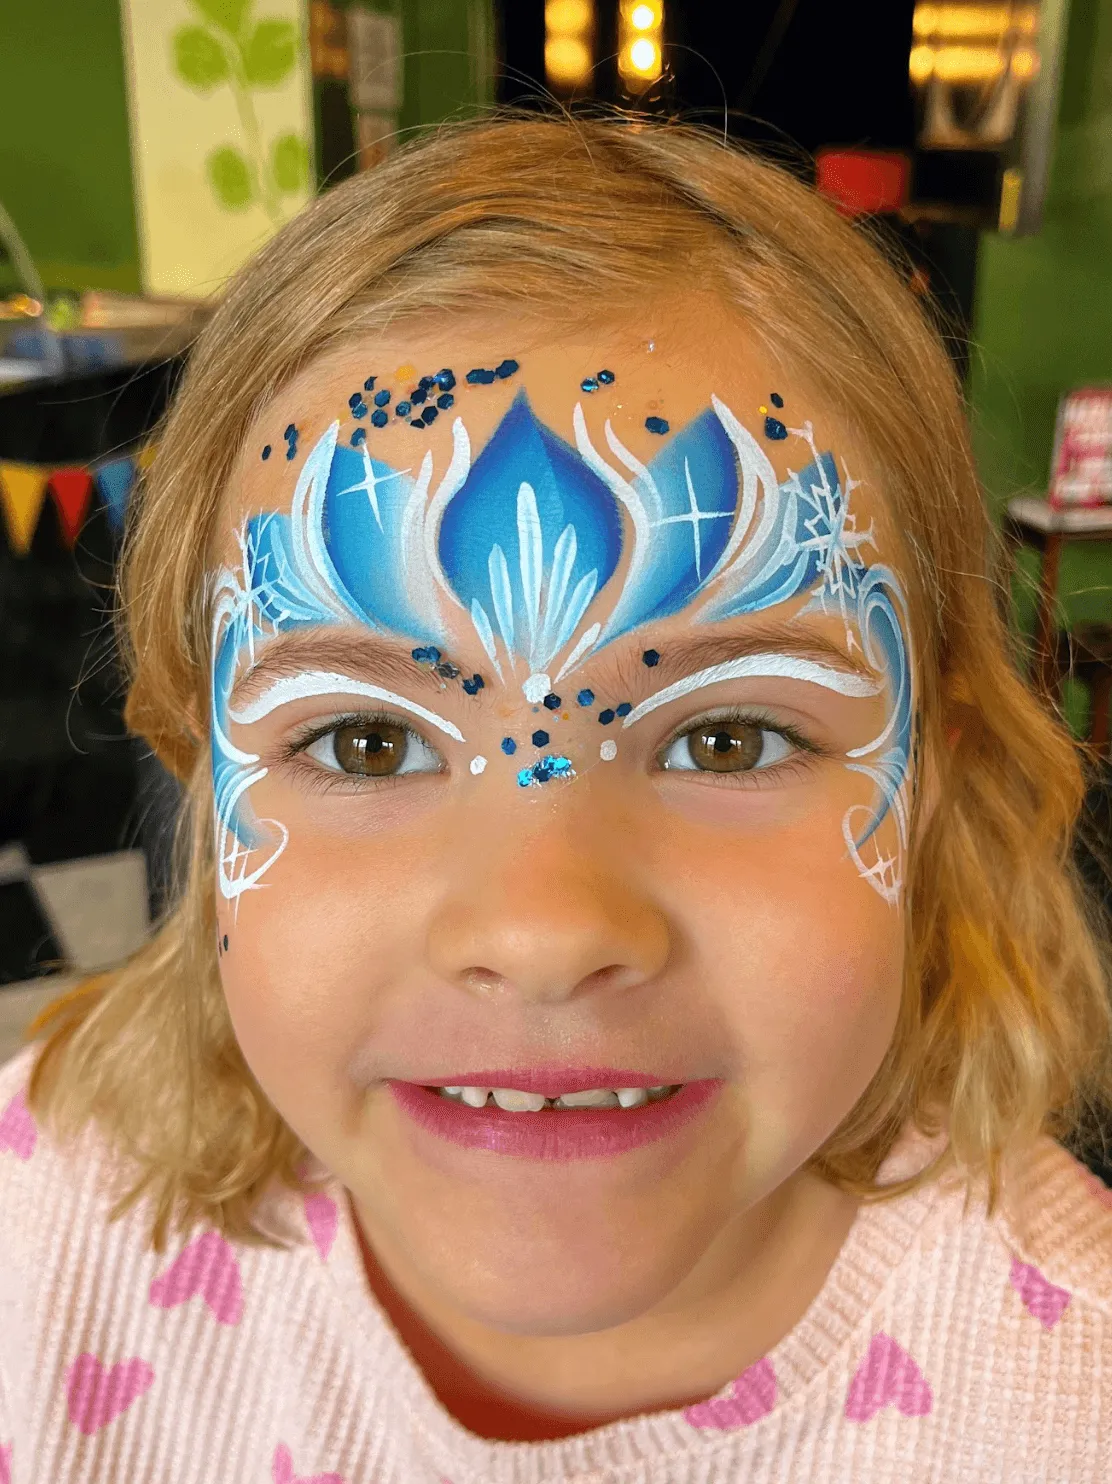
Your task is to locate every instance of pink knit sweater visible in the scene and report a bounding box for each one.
[1,1040,1110,1483]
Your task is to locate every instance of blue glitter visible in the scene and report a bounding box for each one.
[770,392,784,408]
[410,387,428,405]
[351,428,367,447]
[576,688,595,706]
[363,376,376,391]
[410,419,425,428]
[764,416,788,441]
[495,359,519,379]
[616,702,632,717]
[598,369,615,384]
[437,392,454,410]
[418,375,435,391]
[350,398,368,419]
[518,755,574,787]
[261,445,271,461]
[370,409,388,428]
[284,424,298,459]
[348,393,363,409]
[396,400,411,416]
[532,729,550,747]
[466,367,496,384]
[642,649,660,667]
[543,692,561,710]
[373,389,391,408]
[436,661,460,679]
[462,674,484,695]
[411,646,441,664]
[284,423,297,437]
[422,406,439,425]
[580,377,599,393]
[645,416,670,435]
[501,736,517,755]
[435,369,456,390]
[598,709,615,725]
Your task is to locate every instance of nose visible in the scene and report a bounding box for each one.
[425,806,671,1003]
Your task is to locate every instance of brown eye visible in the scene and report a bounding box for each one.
[661,720,793,774]
[333,722,407,775]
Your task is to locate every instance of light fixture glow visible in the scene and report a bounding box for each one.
[629,36,658,72]
[546,0,592,34]
[631,2,657,27]
[546,35,592,86]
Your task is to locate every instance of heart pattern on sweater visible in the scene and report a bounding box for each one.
[0,1088,36,1161]
[149,1230,244,1325]
[1010,1257,1071,1329]
[1082,1169,1112,1209]
[844,1334,932,1422]
[65,1353,155,1435]
[682,1356,777,1430]
[271,1442,345,1483]
[304,1192,339,1262]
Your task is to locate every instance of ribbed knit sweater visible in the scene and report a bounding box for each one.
[1,1040,1111,1483]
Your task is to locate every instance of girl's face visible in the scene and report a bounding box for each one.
[211,309,913,1363]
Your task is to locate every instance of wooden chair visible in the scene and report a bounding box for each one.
[1055,623,1112,758]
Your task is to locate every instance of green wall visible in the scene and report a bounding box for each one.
[0,1,142,294]
[970,0,1112,641]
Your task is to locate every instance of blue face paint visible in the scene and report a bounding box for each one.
[212,388,912,907]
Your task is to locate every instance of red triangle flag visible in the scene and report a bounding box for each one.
[48,468,94,548]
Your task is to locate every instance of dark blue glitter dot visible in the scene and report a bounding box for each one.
[598,709,615,725]
[395,400,411,416]
[370,409,388,428]
[543,693,561,710]
[770,391,784,408]
[495,359,519,379]
[261,445,271,460]
[466,367,496,384]
[410,387,428,405]
[764,416,788,441]
[285,424,296,437]
[598,369,615,384]
[348,393,362,409]
[410,420,425,428]
[285,438,298,461]
[373,389,390,407]
[580,377,599,393]
[363,376,376,391]
[351,399,368,419]
[422,405,439,424]
[411,646,441,664]
[616,702,632,717]
[645,416,670,435]
[576,688,595,706]
[418,375,435,391]
[437,392,454,410]
[501,737,517,755]
[351,428,367,447]
[534,758,554,782]
[462,674,484,695]
[532,729,550,747]
[435,368,456,390]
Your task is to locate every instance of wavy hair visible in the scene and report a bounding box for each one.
[24,113,1112,1252]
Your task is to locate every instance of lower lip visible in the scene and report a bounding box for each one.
[385,1081,724,1161]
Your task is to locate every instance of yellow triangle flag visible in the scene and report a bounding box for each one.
[0,463,50,556]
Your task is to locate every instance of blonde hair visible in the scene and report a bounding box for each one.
[25,113,1112,1253]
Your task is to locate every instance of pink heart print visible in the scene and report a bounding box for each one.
[65,1353,155,1435]
[0,1440,11,1484]
[304,1192,339,1262]
[0,1088,36,1161]
[1010,1257,1071,1329]
[271,1442,345,1483]
[148,1230,244,1325]
[1081,1168,1112,1209]
[683,1356,777,1431]
[844,1334,933,1422]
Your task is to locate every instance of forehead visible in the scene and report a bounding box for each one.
[218,310,896,555]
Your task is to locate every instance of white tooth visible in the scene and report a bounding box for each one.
[554,1089,619,1108]
[460,1086,490,1108]
[615,1088,649,1108]
[647,1085,670,1094]
[491,1088,548,1112]
[441,1086,465,1095]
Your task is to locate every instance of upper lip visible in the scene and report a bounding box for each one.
[405,1067,701,1097]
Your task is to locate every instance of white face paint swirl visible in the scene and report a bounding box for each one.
[227,670,466,741]
[621,654,881,729]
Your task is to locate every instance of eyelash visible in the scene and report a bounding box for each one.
[277,710,440,792]
[656,706,831,787]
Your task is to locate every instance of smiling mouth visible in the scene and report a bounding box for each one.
[426,1085,684,1111]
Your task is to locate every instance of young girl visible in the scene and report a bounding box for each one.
[2,115,1111,1484]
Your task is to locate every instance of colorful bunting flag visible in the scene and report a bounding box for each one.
[0,464,50,556]
[94,458,137,536]
[47,469,95,549]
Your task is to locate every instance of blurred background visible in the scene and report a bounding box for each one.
[1,0,1111,1124]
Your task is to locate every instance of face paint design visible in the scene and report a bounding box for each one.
[211,388,912,910]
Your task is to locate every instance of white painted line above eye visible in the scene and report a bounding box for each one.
[227,671,465,741]
[621,654,881,728]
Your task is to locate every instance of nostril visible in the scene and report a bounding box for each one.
[460,967,509,997]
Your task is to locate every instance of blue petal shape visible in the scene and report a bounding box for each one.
[437,391,622,669]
